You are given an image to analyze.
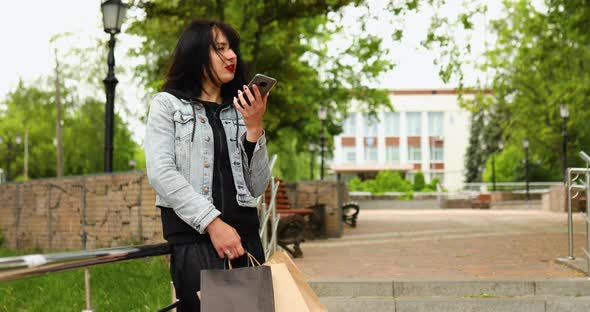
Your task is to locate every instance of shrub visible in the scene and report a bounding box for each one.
[413,171,425,191]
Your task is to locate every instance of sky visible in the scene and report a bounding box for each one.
[0,0,504,143]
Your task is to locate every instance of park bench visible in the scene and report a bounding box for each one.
[265,178,325,258]
[472,193,492,209]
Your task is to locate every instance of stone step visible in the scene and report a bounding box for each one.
[309,279,590,298]
[319,296,590,312]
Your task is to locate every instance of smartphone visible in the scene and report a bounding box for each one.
[247,74,277,97]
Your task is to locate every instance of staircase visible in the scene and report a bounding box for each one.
[310,279,590,311]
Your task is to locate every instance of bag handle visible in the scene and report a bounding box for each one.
[225,252,261,270]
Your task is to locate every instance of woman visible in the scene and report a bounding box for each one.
[144,20,271,311]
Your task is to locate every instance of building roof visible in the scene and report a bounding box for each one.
[330,163,415,173]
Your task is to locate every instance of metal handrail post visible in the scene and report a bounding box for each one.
[82,269,93,312]
[568,168,574,259]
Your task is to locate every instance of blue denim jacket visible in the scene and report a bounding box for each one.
[144,92,271,234]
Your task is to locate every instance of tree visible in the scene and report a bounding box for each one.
[464,109,485,183]
[412,171,425,191]
[125,0,428,180]
[425,0,590,182]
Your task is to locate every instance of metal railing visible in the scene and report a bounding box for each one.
[0,154,281,311]
[464,181,562,192]
[565,151,590,274]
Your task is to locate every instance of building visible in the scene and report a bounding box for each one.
[331,89,485,191]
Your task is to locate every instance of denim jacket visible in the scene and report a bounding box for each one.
[144,92,271,234]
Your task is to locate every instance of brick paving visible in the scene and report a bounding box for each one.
[293,209,588,280]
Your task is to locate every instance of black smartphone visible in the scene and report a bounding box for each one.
[247,74,277,97]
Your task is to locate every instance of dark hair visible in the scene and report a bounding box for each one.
[162,20,247,100]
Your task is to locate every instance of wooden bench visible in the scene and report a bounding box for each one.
[472,193,492,209]
[265,179,324,258]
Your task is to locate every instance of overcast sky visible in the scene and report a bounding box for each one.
[0,0,503,142]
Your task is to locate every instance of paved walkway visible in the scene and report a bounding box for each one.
[293,209,588,280]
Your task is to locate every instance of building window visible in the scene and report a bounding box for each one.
[386,146,400,163]
[428,112,443,136]
[342,146,356,163]
[364,146,378,162]
[408,146,421,162]
[342,113,356,136]
[385,112,400,136]
[406,112,422,136]
[430,146,444,162]
[364,114,378,136]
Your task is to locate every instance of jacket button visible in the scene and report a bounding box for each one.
[199,117,206,123]
[203,187,209,194]
[205,136,211,142]
[204,161,210,168]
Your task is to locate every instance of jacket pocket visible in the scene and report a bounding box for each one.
[172,110,195,141]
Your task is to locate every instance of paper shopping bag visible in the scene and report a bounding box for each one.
[265,249,327,312]
[200,254,275,312]
[264,262,310,312]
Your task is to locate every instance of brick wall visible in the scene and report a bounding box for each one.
[0,171,164,251]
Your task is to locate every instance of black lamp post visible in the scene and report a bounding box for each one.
[523,138,530,201]
[0,135,22,182]
[492,140,504,191]
[318,107,327,180]
[101,0,127,172]
[560,104,569,182]
[309,144,317,180]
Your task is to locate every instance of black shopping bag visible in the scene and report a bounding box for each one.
[200,253,275,312]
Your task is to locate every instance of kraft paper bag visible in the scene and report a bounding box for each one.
[264,249,327,312]
[265,263,310,312]
[200,254,275,312]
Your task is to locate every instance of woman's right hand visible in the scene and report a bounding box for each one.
[206,218,245,260]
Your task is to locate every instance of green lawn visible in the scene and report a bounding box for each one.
[0,248,173,311]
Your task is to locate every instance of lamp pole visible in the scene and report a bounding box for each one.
[523,139,530,201]
[309,144,317,180]
[318,107,327,180]
[560,104,569,183]
[101,0,127,173]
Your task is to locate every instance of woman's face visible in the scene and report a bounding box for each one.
[207,27,237,85]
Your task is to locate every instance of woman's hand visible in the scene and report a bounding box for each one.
[234,84,268,142]
[206,218,245,260]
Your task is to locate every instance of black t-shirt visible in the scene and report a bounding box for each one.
[158,91,260,244]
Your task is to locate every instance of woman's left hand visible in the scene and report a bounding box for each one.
[234,84,268,142]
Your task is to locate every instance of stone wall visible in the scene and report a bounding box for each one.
[0,171,163,251]
[284,181,348,238]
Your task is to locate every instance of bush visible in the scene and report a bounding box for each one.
[347,171,413,197]
[413,171,425,191]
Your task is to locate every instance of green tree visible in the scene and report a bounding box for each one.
[464,109,485,182]
[125,0,430,180]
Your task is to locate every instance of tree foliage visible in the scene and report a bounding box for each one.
[426,0,590,181]
[125,0,429,180]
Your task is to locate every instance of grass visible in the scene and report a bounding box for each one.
[0,247,173,311]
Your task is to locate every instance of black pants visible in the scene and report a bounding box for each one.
[170,230,265,312]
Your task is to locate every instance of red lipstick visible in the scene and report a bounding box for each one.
[225,64,236,72]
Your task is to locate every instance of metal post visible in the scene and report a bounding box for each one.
[103,33,118,173]
[562,116,568,182]
[320,124,325,181]
[525,146,530,201]
[567,168,574,259]
[586,164,590,274]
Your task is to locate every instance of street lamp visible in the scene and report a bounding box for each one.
[491,140,504,192]
[523,138,530,201]
[309,143,317,180]
[101,0,127,172]
[318,107,327,180]
[560,104,569,183]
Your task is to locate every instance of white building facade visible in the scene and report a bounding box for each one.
[331,89,478,191]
